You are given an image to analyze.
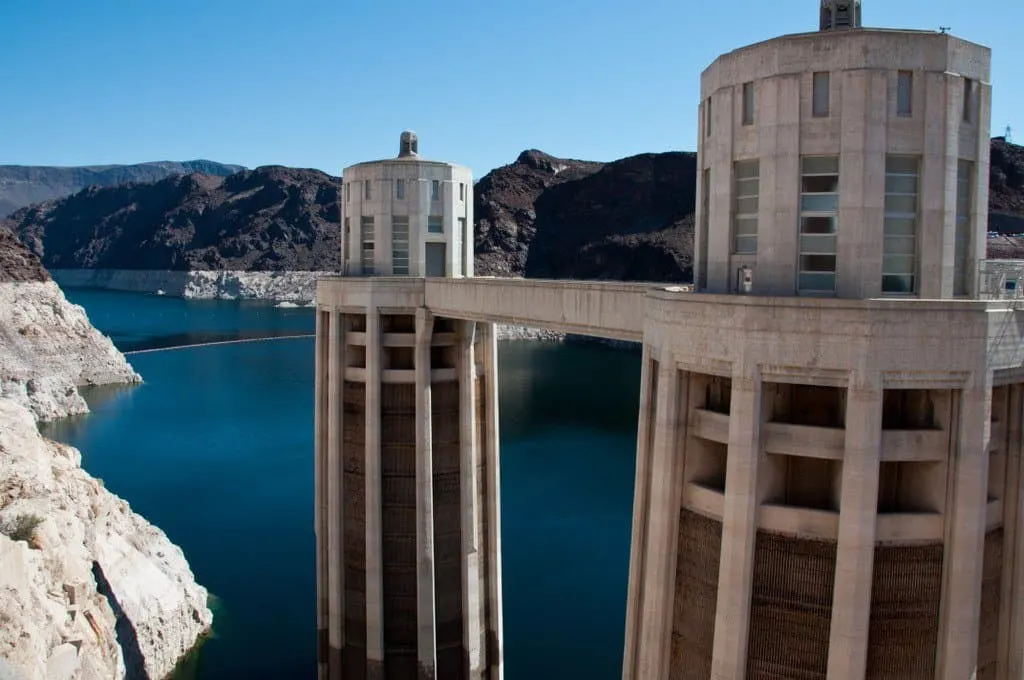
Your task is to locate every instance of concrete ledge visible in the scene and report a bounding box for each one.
[763,422,844,459]
[690,408,730,444]
[881,429,948,461]
[758,504,840,540]
[682,482,726,520]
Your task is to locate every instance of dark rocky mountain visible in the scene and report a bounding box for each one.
[5,138,1024,278]
[474,150,603,276]
[0,226,49,282]
[0,160,244,217]
[6,166,340,271]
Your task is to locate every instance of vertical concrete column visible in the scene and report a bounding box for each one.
[315,308,329,680]
[710,363,763,680]
[479,322,504,679]
[415,308,438,678]
[706,88,735,294]
[758,74,800,296]
[826,372,882,680]
[622,346,657,680]
[327,311,346,679]
[459,321,485,678]
[919,71,954,299]
[937,371,993,680]
[636,357,687,678]
[364,307,385,679]
[838,70,886,299]
[1000,384,1024,677]
[969,83,992,299]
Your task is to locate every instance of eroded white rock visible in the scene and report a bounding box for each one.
[0,398,212,680]
[0,282,140,422]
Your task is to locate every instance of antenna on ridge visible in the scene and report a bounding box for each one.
[939,26,951,34]
[1008,126,1014,144]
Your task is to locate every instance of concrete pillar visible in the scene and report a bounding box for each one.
[999,384,1024,677]
[459,321,485,679]
[636,358,688,678]
[937,372,993,680]
[480,322,504,679]
[622,347,658,680]
[826,372,882,679]
[710,364,763,680]
[415,309,438,678]
[315,309,329,680]
[327,311,346,679]
[365,308,385,679]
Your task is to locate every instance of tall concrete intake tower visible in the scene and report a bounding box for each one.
[315,134,501,680]
[316,4,1024,679]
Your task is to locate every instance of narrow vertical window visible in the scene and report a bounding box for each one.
[705,97,712,138]
[391,216,409,275]
[799,156,840,293]
[364,180,371,200]
[360,216,375,275]
[459,183,465,201]
[812,72,830,117]
[345,182,350,202]
[428,216,443,234]
[742,82,754,126]
[954,160,973,296]
[897,71,913,117]
[344,217,350,263]
[733,160,759,254]
[431,180,440,200]
[963,77,974,122]
[883,155,920,294]
[396,179,404,200]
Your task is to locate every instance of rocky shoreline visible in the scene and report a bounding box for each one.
[1,232,213,679]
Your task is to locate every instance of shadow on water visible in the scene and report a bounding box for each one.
[92,561,149,680]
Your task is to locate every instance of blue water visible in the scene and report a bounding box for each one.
[44,289,641,680]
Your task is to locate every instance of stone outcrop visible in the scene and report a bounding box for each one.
[0,281,141,422]
[6,167,340,272]
[0,161,243,219]
[0,398,213,680]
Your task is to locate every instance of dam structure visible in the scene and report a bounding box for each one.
[314,4,1024,679]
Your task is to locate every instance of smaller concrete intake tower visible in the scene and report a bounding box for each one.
[316,134,502,680]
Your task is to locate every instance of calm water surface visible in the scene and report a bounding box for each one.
[44,289,641,680]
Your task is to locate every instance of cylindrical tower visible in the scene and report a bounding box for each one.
[693,26,990,298]
[317,137,502,680]
[625,7,1018,680]
[341,132,475,278]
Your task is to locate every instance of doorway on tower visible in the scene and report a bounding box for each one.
[426,242,447,277]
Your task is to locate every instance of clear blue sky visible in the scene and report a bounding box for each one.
[1,0,1020,177]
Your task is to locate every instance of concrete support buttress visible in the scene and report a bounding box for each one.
[999,384,1023,677]
[937,371,992,680]
[622,346,657,680]
[315,310,328,680]
[459,321,485,679]
[365,308,385,679]
[636,357,686,678]
[710,363,763,680]
[415,308,438,678]
[826,372,882,679]
[328,311,346,679]
[480,322,504,679]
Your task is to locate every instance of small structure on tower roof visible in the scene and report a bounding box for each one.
[398,130,419,158]
[820,0,862,30]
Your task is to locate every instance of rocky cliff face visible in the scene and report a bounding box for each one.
[0,222,211,679]
[474,150,603,276]
[0,229,140,421]
[0,161,243,218]
[6,166,341,272]
[0,399,212,680]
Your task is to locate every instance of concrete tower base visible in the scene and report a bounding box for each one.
[315,279,503,680]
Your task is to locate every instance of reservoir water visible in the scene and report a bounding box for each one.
[43,290,641,680]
